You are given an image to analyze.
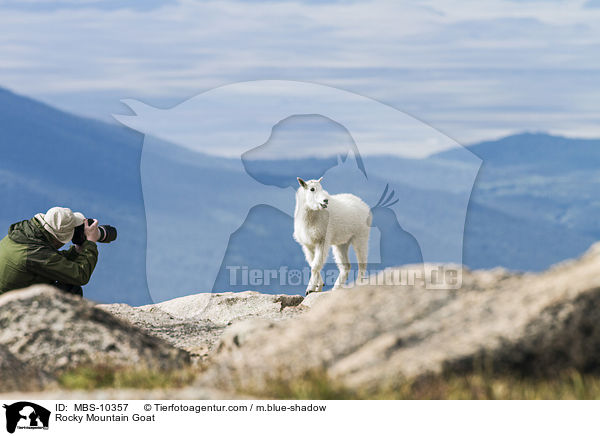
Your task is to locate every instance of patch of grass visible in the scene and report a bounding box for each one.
[377,370,600,400]
[58,365,197,391]
[251,369,356,400]
[251,369,600,400]
[58,364,600,399]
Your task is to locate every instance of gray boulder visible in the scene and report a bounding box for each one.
[202,243,600,393]
[139,291,306,324]
[0,285,190,386]
[0,345,51,392]
[98,291,308,357]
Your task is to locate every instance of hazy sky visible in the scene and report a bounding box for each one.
[1,0,599,148]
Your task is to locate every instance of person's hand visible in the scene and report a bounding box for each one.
[84,219,101,243]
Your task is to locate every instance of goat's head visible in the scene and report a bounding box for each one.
[297,177,330,210]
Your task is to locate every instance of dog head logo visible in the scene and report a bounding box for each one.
[114,80,481,305]
[3,402,50,434]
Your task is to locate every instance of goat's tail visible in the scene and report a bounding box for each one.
[372,184,399,209]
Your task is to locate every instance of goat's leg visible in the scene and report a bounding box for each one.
[302,245,322,293]
[302,245,315,265]
[353,234,369,285]
[306,242,327,295]
[332,243,351,290]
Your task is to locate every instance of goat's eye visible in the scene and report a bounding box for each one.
[310,188,315,192]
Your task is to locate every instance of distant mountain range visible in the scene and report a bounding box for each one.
[1,86,598,304]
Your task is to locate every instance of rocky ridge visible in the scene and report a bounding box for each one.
[1,243,599,396]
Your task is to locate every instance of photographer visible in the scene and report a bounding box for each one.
[0,207,100,296]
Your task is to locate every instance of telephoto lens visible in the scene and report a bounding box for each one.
[97,223,118,243]
[71,219,117,244]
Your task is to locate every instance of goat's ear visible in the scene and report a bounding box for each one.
[317,177,323,183]
[297,178,307,188]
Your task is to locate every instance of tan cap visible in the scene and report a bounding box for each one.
[35,207,86,244]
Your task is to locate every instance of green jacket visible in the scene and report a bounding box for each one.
[0,218,98,294]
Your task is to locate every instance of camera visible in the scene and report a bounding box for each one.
[72,219,117,245]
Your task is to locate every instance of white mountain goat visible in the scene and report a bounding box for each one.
[293,177,371,294]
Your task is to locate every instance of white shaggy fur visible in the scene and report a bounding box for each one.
[293,177,371,294]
